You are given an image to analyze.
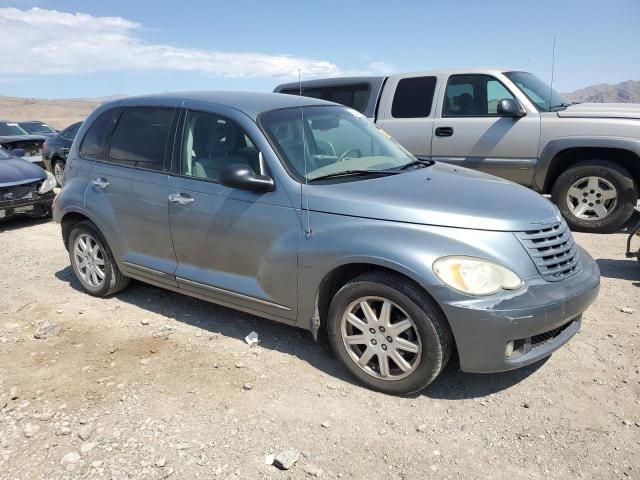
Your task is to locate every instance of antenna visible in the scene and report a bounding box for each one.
[299,68,312,239]
[549,35,557,108]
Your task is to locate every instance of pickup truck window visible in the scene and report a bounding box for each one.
[391,76,437,118]
[260,106,414,182]
[280,84,371,114]
[504,71,568,112]
[443,74,516,117]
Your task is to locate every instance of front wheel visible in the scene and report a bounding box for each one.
[327,271,452,395]
[552,160,638,233]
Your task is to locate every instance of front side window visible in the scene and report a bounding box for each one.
[0,122,28,136]
[504,71,569,111]
[80,108,121,160]
[181,111,259,181]
[281,84,371,113]
[260,106,414,182]
[443,74,516,116]
[108,107,174,170]
[0,147,11,160]
[391,76,437,118]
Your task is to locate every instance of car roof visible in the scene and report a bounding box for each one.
[115,91,338,120]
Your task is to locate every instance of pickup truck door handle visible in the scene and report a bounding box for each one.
[435,126,454,137]
[91,177,110,188]
[168,193,195,205]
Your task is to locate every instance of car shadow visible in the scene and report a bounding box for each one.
[0,216,52,232]
[596,258,639,282]
[56,266,548,399]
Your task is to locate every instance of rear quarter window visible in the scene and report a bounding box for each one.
[391,76,437,118]
[79,108,121,160]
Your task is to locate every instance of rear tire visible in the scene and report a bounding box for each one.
[68,221,129,297]
[551,160,637,233]
[327,271,452,395]
[52,158,65,187]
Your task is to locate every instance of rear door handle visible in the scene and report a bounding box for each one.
[168,193,195,205]
[91,177,109,188]
[435,127,454,137]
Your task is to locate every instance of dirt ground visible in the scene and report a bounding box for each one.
[1,216,639,480]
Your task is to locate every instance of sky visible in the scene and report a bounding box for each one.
[0,0,639,99]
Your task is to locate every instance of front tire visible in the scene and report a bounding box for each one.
[327,271,452,395]
[552,160,637,233]
[68,221,129,297]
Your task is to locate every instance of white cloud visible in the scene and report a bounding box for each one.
[0,7,351,78]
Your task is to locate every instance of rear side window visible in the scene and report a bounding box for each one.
[61,122,81,141]
[108,107,174,171]
[281,84,371,113]
[80,108,120,160]
[391,76,437,118]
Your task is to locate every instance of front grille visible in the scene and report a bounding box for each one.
[0,181,41,204]
[516,219,581,281]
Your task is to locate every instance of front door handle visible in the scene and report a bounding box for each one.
[435,126,454,137]
[91,177,109,188]
[168,193,195,205]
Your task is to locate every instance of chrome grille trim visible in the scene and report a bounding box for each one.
[516,219,581,281]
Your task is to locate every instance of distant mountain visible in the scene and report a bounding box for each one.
[563,80,640,103]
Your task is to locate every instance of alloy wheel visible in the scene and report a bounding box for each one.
[566,176,618,221]
[53,161,65,186]
[73,233,106,288]
[341,296,422,380]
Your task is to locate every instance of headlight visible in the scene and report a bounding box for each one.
[433,256,522,296]
[38,171,57,194]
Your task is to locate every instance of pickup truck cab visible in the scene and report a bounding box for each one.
[275,69,640,233]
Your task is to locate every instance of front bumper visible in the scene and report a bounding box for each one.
[431,247,600,373]
[0,191,55,220]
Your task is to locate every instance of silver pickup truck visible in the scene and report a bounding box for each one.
[275,69,640,233]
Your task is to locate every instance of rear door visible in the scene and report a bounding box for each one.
[375,74,438,158]
[83,105,179,285]
[167,105,300,320]
[431,74,540,186]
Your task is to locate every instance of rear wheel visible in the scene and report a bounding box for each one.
[52,159,65,186]
[68,221,129,296]
[327,271,452,395]
[552,160,638,233]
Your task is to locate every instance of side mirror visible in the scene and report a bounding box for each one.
[220,163,274,192]
[497,99,525,118]
[11,148,25,157]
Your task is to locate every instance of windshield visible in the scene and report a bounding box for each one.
[20,122,55,134]
[260,106,414,181]
[504,71,569,111]
[0,122,29,136]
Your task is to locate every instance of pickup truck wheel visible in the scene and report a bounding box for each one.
[53,159,65,186]
[68,221,130,297]
[552,161,638,233]
[327,271,452,395]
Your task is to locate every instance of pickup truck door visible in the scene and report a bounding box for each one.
[430,74,540,186]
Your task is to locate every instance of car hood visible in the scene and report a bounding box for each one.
[307,163,560,232]
[557,102,640,119]
[0,157,46,187]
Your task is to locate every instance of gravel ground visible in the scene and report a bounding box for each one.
[1,216,639,480]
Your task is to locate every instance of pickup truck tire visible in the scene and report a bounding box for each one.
[68,221,130,297]
[327,271,452,395]
[552,160,638,233]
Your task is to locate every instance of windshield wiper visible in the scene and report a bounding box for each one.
[398,159,434,170]
[548,102,573,110]
[308,169,400,182]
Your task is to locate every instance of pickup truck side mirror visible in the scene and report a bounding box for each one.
[497,99,526,118]
[220,163,275,192]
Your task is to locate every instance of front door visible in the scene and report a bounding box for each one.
[167,108,300,320]
[431,74,540,186]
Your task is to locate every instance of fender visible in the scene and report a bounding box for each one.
[534,137,640,192]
